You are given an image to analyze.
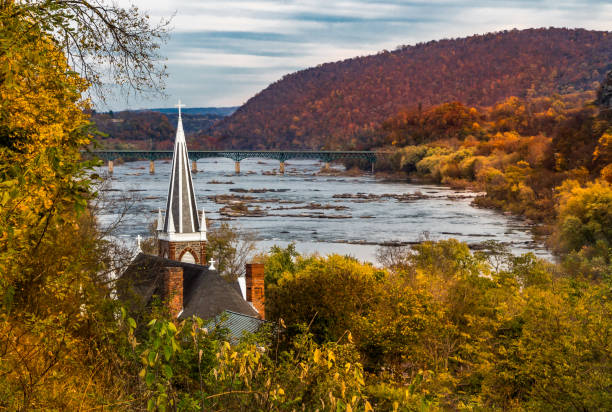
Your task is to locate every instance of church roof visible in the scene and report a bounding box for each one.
[162,102,202,234]
[118,253,260,321]
[209,311,267,344]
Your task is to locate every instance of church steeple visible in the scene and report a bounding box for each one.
[162,100,200,234]
[158,100,207,264]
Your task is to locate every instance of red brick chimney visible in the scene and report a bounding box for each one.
[162,266,183,318]
[245,263,265,319]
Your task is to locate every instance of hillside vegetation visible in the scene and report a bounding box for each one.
[349,82,612,277]
[211,28,612,149]
[92,110,225,150]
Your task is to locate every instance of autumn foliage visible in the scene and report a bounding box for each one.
[264,243,612,410]
[212,28,612,149]
[91,110,225,150]
[2,1,612,408]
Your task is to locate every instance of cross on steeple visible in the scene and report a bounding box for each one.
[175,99,186,118]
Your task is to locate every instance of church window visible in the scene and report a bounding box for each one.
[181,251,196,264]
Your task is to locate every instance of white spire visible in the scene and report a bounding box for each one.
[161,99,200,236]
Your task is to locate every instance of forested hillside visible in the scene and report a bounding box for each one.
[92,110,226,149]
[212,28,612,149]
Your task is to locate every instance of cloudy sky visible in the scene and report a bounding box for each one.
[107,0,612,111]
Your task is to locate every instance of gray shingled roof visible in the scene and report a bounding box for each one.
[118,253,260,321]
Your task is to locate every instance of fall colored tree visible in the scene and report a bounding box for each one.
[0,1,168,408]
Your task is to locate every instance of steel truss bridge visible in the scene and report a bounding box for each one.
[87,150,381,163]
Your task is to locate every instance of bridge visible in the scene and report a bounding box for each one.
[87,150,385,174]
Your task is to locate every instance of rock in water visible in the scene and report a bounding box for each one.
[599,70,612,109]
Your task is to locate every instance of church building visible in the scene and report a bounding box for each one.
[118,101,265,336]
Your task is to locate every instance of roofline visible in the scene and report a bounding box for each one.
[224,309,270,323]
[134,252,210,270]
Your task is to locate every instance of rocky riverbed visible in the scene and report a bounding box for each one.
[96,158,551,262]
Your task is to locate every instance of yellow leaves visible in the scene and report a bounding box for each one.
[593,132,612,164]
[1,13,91,164]
[0,19,93,304]
[313,348,322,363]
[555,178,612,253]
[345,362,351,373]
[600,164,612,184]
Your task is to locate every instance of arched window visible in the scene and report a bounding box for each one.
[180,251,196,264]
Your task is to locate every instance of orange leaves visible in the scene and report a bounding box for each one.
[554,179,612,255]
[212,29,612,149]
[593,132,612,166]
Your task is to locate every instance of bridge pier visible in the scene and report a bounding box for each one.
[192,160,198,173]
[88,151,385,175]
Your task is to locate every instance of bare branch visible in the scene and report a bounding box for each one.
[17,0,171,101]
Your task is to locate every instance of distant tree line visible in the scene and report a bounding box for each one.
[91,110,225,150]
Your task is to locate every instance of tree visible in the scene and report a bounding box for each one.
[14,0,170,100]
[554,179,612,261]
[206,222,257,281]
[0,1,170,408]
[267,254,385,343]
[593,131,612,168]
[375,244,412,272]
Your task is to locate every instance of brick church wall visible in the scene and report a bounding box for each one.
[159,239,207,264]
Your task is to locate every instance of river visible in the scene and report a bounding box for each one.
[95,158,551,263]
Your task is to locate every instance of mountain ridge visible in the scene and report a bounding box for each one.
[210,28,612,150]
